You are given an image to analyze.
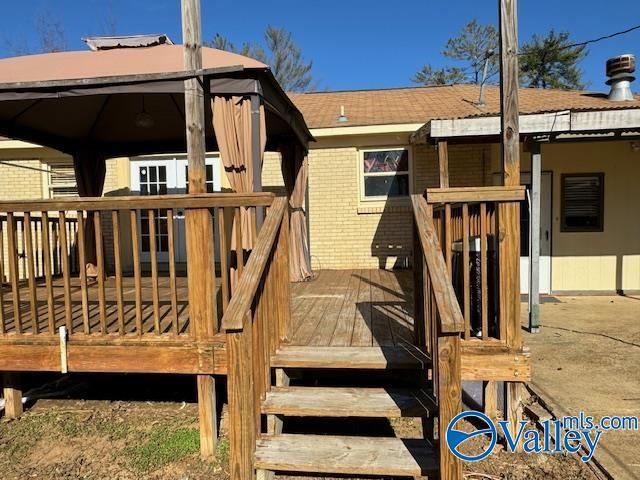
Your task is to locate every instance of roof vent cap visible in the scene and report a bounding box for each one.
[83,34,173,51]
[337,105,348,123]
[606,54,636,101]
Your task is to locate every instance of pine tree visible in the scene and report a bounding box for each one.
[411,65,468,86]
[413,20,498,86]
[207,27,315,92]
[519,30,587,89]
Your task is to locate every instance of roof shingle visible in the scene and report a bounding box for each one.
[288,85,640,129]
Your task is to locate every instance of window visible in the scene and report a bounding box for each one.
[48,162,78,198]
[185,163,216,193]
[361,148,410,199]
[138,165,169,253]
[561,173,604,232]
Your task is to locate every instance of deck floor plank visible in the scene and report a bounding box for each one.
[306,269,349,346]
[328,271,360,346]
[290,269,415,348]
[350,269,373,347]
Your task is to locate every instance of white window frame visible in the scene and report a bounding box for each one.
[45,159,78,198]
[358,146,412,202]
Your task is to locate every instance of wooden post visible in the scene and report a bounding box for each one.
[2,372,23,419]
[181,0,218,458]
[437,333,462,480]
[437,140,450,188]
[498,0,524,451]
[483,380,498,421]
[276,208,292,343]
[251,95,264,227]
[412,222,425,347]
[227,311,255,479]
[529,142,541,333]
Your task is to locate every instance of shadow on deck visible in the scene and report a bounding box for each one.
[289,269,416,348]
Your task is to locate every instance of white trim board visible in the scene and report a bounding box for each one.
[428,108,640,138]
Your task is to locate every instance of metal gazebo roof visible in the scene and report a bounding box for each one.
[0,44,313,156]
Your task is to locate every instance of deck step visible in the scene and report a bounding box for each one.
[255,434,438,477]
[271,345,430,370]
[262,386,436,418]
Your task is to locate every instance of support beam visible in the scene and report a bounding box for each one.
[251,94,264,227]
[437,334,462,480]
[506,382,525,453]
[437,140,450,188]
[2,372,23,419]
[181,0,218,458]
[498,0,521,348]
[483,381,498,421]
[498,0,524,452]
[529,142,541,333]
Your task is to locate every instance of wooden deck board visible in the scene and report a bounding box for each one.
[262,386,435,418]
[255,434,438,476]
[290,269,415,348]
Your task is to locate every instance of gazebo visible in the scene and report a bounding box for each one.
[0,31,312,460]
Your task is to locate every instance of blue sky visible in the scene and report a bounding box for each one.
[1,0,639,92]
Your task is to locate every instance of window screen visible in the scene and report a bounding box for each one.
[561,173,604,232]
[49,162,78,198]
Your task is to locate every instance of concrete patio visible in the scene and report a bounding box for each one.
[523,295,640,480]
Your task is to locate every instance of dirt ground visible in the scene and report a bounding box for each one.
[0,375,599,480]
[523,295,640,480]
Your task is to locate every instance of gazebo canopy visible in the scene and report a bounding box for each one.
[0,44,312,156]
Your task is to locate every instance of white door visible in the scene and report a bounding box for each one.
[520,172,552,295]
[131,156,223,264]
[176,157,223,261]
[130,160,181,263]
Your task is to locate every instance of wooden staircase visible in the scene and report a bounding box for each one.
[221,196,467,479]
[254,345,439,478]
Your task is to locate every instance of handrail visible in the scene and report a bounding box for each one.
[425,186,525,204]
[0,192,275,212]
[411,194,464,334]
[221,196,288,331]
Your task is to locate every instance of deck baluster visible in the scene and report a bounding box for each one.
[41,212,55,333]
[93,211,107,334]
[130,209,143,335]
[112,210,125,335]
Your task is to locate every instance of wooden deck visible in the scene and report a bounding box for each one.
[289,269,415,347]
[0,276,198,336]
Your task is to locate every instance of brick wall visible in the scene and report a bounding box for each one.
[0,139,490,275]
[260,139,490,270]
[0,159,43,200]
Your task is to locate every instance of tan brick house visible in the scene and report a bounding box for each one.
[2,84,640,294]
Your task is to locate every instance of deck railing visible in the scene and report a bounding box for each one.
[0,193,274,374]
[0,213,79,282]
[411,194,464,480]
[423,186,525,346]
[220,196,291,479]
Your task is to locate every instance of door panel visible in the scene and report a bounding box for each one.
[131,161,176,263]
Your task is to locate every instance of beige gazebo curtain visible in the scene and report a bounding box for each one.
[212,95,266,288]
[280,141,312,282]
[73,148,106,273]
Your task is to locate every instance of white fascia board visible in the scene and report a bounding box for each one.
[430,111,571,137]
[570,109,640,131]
[310,123,424,138]
[429,108,640,138]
